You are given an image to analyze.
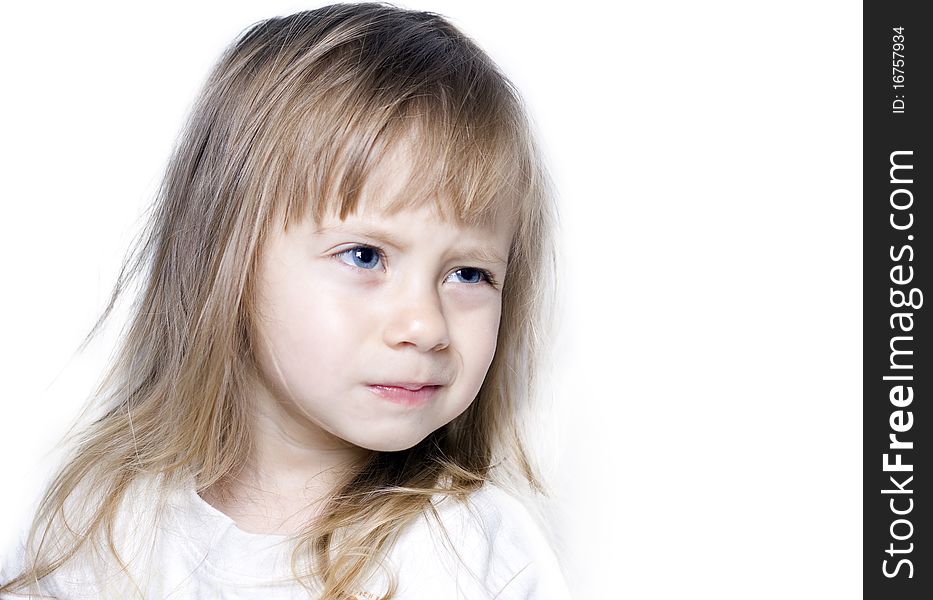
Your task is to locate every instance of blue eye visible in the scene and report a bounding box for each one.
[447,267,493,285]
[338,245,382,270]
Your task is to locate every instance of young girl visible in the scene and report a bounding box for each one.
[0,3,567,598]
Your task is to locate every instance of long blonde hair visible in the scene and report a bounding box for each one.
[2,3,555,598]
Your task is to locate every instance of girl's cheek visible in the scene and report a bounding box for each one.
[452,303,502,354]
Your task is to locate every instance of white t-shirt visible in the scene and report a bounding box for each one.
[1,478,571,599]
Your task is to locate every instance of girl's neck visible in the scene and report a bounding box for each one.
[200,473,335,536]
[200,451,364,535]
[200,380,371,535]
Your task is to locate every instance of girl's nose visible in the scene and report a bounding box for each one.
[382,286,450,352]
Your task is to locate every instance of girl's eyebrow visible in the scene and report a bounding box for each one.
[314,223,508,266]
[314,224,407,249]
[454,247,509,268]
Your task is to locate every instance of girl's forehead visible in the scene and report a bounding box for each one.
[320,201,513,241]
[324,136,517,234]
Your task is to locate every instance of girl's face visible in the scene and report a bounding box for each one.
[249,154,514,453]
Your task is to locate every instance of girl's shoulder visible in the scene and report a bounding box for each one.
[0,472,169,599]
[387,484,571,599]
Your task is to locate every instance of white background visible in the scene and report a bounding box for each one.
[0,1,861,597]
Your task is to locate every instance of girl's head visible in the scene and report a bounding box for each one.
[135,0,555,473]
[5,3,554,598]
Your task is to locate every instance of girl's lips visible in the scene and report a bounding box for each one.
[368,384,441,406]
